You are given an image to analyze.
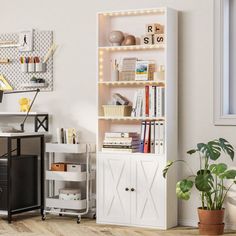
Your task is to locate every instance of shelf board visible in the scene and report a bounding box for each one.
[98,80,165,86]
[98,116,165,121]
[99,44,165,51]
[45,143,87,154]
[46,170,95,182]
[46,197,86,210]
[98,151,164,157]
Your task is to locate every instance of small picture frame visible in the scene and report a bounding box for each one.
[18,29,34,52]
[0,75,13,91]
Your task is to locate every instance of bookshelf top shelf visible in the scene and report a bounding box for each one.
[98,116,165,121]
[98,8,166,17]
[99,44,165,51]
[98,81,165,86]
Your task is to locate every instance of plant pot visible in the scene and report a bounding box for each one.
[198,208,225,235]
[198,223,224,235]
[198,208,225,224]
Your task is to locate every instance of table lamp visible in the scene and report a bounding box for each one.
[0,88,40,132]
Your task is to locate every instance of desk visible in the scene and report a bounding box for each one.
[0,132,44,223]
[0,112,49,132]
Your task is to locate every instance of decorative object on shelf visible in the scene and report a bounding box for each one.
[112,93,129,105]
[0,58,10,64]
[135,60,155,81]
[59,188,82,201]
[123,35,136,46]
[141,23,165,45]
[103,105,132,117]
[154,65,165,81]
[111,59,119,81]
[146,23,164,34]
[0,75,13,91]
[56,127,78,144]
[163,138,235,235]
[18,29,34,52]
[43,43,57,63]
[51,162,66,171]
[19,97,31,112]
[0,88,40,132]
[109,30,125,46]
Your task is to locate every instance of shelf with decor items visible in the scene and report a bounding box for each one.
[97,7,178,229]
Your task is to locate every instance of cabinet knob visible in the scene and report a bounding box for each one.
[125,188,129,191]
[131,188,135,192]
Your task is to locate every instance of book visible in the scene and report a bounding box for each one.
[145,86,149,117]
[102,144,140,149]
[144,121,151,153]
[105,132,139,138]
[150,121,155,153]
[103,140,140,145]
[131,91,138,117]
[154,121,160,154]
[102,148,139,153]
[139,121,146,153]
[103,137,139,142]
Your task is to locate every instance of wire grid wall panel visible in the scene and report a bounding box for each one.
[0,30,53,91]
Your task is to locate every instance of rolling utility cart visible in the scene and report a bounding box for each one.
[42,143,96,223]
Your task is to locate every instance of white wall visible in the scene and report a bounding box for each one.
[2,0,236,227]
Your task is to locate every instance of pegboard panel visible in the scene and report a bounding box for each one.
[0,30,53,91]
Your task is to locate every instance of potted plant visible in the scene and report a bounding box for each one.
[163,138,236,235]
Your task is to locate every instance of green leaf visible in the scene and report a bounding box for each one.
[220,170,236,179]
[197,142,221,161]
[195,172,214,192]
[176,181,191,200]
[163,161,173,178]
[210,163,228,176]
[179,179,194,193]
[187,149,197,155]
[218,138,234,161]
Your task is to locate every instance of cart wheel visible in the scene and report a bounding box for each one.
[93,214,96,219]
[42,214,46,221]
[77,217,81,224]
[59,213,63,217]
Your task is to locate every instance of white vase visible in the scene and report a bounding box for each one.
[109,31,124,46]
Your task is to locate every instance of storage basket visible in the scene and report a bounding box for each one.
[51,163,66,171]
[103,105,132,117]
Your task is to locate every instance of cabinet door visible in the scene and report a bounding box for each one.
[131,157,166,227]
[97,154,131,224]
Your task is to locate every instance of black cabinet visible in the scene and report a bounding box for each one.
[0,156,38,211]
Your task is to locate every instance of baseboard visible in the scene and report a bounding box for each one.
[178,219,197,227]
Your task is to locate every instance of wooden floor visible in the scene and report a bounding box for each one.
[0,214,236,236]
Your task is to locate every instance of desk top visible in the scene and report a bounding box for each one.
[0,112,48,116]
[0,132,45,137]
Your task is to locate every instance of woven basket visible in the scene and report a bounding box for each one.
[103,105,132,117]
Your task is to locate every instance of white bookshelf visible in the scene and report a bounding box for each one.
[97,8,178,229]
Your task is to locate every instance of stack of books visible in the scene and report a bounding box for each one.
[102,132,140,153]
[131,86,165,117]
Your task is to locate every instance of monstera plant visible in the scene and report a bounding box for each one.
[163,138,235,235]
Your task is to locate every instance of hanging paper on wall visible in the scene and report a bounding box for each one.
[18,29,33,52]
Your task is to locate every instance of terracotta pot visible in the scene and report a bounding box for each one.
[198,208,225,224]
[198,223,224,235]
